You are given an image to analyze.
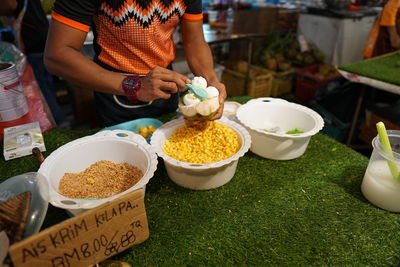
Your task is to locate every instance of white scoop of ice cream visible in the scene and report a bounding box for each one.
[192,76,207,89]
[205,86,219,99]
[183,93,201,106]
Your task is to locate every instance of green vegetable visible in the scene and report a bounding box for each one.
[286,128,304,134]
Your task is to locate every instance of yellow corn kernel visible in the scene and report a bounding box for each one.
[86,178,95,184]
[139,126,148,133]
[139,126,149,138]
[163,121,240,163]
[147,125,156,134]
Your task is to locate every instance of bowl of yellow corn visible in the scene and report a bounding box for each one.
[150,117,251,190]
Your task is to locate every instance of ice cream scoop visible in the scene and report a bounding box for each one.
[183,93,201,106]
[205,86,219,98]
[191,76,207,89]
[185,84,208,100]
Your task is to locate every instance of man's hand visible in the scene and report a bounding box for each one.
[208,81,227,121]
[388,26,400,49]
[136,66,190,102]
[390,34,400,49]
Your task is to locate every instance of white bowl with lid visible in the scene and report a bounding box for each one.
[150,117,251,190]
[38,130,158,216]
[236,97,324,160]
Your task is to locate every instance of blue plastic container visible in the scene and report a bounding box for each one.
[102,118,164,143]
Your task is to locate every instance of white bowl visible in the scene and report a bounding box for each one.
[150,117,251,190]
[223,101,241,122]
[236,97,324,160]
[38,130,158,216]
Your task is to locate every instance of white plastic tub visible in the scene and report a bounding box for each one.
[236,97,324,160]
[0,93,27,111]
[0,101,28,122]
[150,117,251,190]
[0,62,28,122]
[38,130,158,216]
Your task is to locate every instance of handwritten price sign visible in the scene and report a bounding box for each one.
[9,190,149,267]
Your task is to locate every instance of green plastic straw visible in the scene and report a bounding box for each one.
[376,122,399,180]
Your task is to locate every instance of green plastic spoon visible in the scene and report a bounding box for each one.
[185,83,208,100]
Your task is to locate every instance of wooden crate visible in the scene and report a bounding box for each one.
[221,67,272,97]
[232,7,278,34]
[359,110,400,145]
[265,69,295,97]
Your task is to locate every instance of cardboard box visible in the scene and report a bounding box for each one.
[3,122,46,160]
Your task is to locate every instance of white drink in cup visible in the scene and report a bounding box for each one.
[361,130,400,212]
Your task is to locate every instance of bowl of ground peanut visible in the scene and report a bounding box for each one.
[150,116,251,190]
[38,130,158,216]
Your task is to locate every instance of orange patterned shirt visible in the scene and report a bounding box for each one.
[380,0,400,26]
[52,0,203,74]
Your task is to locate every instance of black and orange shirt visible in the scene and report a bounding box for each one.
[52,0,203,74]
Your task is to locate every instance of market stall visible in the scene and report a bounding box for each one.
[338,52,400,146]
[298,7,378,65]
[1,96,400,266]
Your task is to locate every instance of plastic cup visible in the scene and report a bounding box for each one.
[361,130,400,212]
[0,172,49,238]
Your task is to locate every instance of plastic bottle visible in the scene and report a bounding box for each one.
[226,7,234,33]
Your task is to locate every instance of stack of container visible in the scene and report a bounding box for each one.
[0,62,28,122]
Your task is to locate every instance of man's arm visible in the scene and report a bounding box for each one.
[181,20,227,120]
[0,0,17,16]
[380,0,400,49]
[45,20,189,102]
[44,20,126,95]
[387,26,400,49]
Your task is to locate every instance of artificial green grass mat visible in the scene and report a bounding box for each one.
[1,97,400,265]
[339,52,400,86]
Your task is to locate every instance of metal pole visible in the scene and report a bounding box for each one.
[244,39,253,95]
[346,84,366,146]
